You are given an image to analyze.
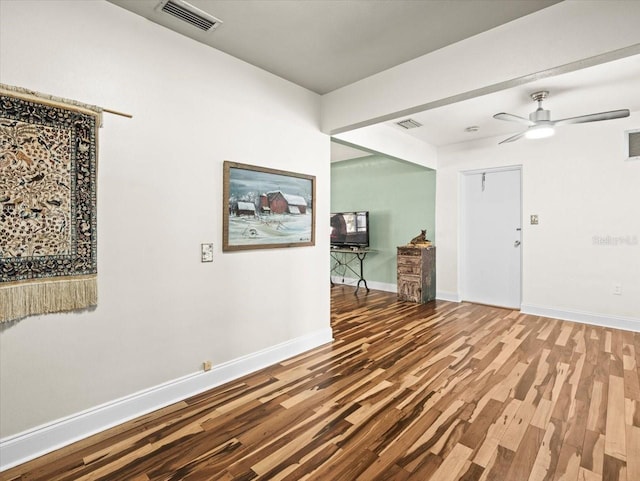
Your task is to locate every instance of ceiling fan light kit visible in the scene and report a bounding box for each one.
[524,124,555,139]
[494,91,630,144]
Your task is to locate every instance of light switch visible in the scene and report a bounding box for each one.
[201,243,213,262]
[530,215,539,225]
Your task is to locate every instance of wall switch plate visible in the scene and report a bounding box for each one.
[201,243,213,262]
[613,283,622,295]
[530,215,539,225]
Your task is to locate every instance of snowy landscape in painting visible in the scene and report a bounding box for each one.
[227,213,312,245]
[227,165,313,247]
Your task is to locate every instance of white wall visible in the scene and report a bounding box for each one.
[436,114,640,326]
[333,123,437,170]
[0,0,330,441]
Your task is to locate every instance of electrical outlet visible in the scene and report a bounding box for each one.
[203,361,213,371]
[530,215,539,225]
[613,283,622,295]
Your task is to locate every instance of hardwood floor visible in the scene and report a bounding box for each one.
[3,287,639,481]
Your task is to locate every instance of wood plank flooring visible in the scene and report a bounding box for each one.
[2,287,639,480]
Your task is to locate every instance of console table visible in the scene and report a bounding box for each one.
[330,247,373,294]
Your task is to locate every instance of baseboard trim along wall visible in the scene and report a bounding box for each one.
[330,282,639,333]
[330,276,397,293]
[0,328,334,472]
[521,304,640,333]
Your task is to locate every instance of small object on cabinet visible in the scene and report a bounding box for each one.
[408,229,432,247]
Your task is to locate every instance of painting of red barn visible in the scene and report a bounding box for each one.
[262,191,307,215]
[223,161,316,251]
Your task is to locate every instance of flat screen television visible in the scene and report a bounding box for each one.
[330,211,369,248]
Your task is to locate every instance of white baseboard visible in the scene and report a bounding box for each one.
[331,276,396,293]
[436,291,461,302]
[0,328,333,472]
[521,304,640,332]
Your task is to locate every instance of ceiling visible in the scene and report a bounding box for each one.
[108,0,560,95]
[388,53,640,147]
[108,0,639,152]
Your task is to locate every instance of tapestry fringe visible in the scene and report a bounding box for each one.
[0,278,97,323]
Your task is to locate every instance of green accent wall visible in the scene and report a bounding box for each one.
[331,155,436,286]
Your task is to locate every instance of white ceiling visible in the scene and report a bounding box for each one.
[107,0,639,153]
[389,53,640,147]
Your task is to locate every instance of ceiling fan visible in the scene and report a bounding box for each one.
[494,91,630,144]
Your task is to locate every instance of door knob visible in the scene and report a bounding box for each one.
[514,240,521,247]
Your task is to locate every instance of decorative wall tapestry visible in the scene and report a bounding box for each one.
[0,85,102,323]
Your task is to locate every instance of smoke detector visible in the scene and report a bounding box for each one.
[396,119,422,130]
[157,0,223,32]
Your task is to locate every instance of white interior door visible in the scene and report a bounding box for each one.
[461,167,521,308]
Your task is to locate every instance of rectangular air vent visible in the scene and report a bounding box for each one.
[396,119,422,129]
[626,129,640,161]
[159,0,222,31]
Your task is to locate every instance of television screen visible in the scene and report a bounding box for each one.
[330,211,369,247]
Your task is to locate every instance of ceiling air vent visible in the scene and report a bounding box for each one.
[158,0,223,32]
[626,129,640,161]
[396,119,422,130]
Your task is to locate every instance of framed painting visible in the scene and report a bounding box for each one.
[223,161,316,251]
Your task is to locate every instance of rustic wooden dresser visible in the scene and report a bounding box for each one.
[397,245,436,303]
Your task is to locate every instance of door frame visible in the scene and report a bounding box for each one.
[458,165,523,308]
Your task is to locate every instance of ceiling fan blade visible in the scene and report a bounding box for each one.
[494,112,535,126]
[499,131,526,144]
[554,109,630,126]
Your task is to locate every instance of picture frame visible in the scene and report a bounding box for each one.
[223,161,316,251]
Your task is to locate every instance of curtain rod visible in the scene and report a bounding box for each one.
[103,108,133,119]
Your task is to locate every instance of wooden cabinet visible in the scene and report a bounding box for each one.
[397,246,436,303]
